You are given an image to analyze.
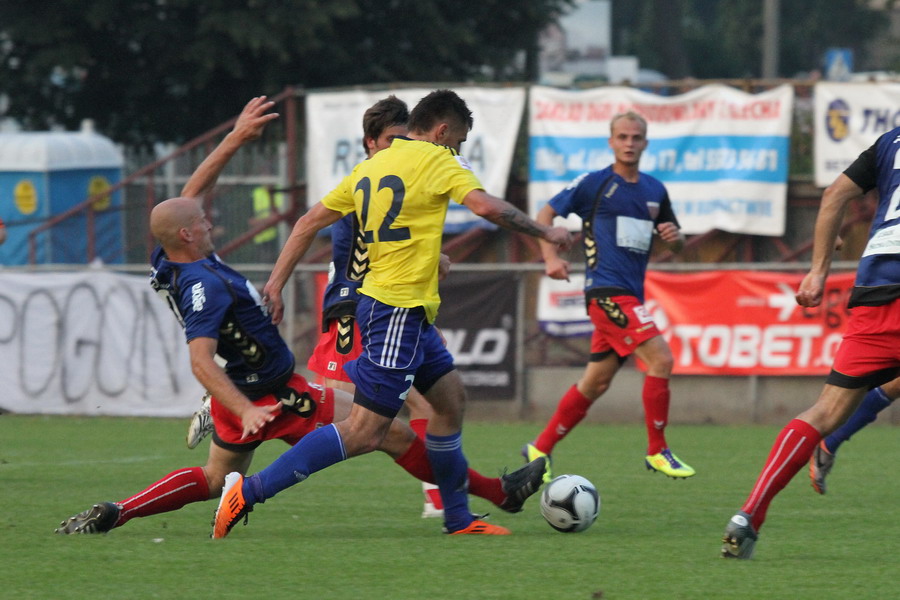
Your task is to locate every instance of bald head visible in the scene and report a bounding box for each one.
[150,197,213,261]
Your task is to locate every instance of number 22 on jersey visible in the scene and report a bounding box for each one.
[356,175,411,243]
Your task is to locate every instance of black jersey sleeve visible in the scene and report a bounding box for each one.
[843,140,878,192]
[656,189,680,228]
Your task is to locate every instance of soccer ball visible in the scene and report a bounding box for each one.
[540,474,600,533]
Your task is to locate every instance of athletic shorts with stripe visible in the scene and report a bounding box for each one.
[210,373,335,451]
[344,294,454,418]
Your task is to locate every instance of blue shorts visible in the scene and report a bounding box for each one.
[344,294,455,418]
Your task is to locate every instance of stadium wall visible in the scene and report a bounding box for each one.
[4,265,898,427]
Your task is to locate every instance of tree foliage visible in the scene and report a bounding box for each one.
[0,0,572,144]
[612,0,887,80]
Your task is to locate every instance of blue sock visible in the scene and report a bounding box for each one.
[425,431,472,532]
[824,387,892,454]
[242,424,346,505]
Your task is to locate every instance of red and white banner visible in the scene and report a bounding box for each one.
[539,270,857,376]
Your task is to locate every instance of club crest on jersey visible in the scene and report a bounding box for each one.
[455,155,473,171]
[647,201,660,221]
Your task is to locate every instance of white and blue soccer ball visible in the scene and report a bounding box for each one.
[540,474,600,533]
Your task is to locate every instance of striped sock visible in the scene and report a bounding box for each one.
[741,419,821,531]
[394,436,503,507]
[116,466,209,526]
[425,431,471,532]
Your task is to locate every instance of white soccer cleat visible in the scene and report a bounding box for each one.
[186,393,214,449]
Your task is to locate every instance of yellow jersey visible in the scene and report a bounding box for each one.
[321,138,483,322]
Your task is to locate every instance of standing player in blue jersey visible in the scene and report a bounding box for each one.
[722,127,900,559]
[55,96,542,535]
[212,89,573,537]
[522,111,695,482]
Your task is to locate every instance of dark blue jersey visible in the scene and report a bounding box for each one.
[319,213,368,331]
[149,247,294,392]
[549,166,677,303]
[843,128,900,307]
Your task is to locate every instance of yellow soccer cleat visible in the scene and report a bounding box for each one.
[645,448,696,478]
[521,442,553,484]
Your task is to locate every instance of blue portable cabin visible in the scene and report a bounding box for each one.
[0,129,124,265]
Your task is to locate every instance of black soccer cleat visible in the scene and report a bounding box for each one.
[721,511,759,559]
[499,456,548,513]
[55,502,121,534]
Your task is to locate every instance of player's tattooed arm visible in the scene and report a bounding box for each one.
[462,189,573,251]
[496,207,545,237]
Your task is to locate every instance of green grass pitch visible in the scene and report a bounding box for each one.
[2,415,897,599]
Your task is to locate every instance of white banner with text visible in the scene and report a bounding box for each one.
[306,87,526,233]
[813,81,900,187]
[0,270,203,416]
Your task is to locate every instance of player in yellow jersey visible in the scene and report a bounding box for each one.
[213,89,572,537]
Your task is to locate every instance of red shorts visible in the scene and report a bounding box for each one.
[587,294,660,359]
[307,316,361,383]
[210,373,335,450]
[830,300,900,384]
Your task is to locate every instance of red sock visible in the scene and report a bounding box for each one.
[116,467,210,527]
[534,384,592,454]
[643,375,670,455]
[468,470,505,507]
[423,485,444,509]
[741,419,821,531]
[395,435,434,482]
[394,437,504,506]
[408,418,428,440]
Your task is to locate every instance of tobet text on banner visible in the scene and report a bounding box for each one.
[538,270,855,376]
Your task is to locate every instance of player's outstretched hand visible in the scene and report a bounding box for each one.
[546,226,574,252]
[656,222,682,244]
[232,96,279,144]
[795,271,826,307]
[262,283,285,325]
[240,402,281,439]
[544,255,571,281]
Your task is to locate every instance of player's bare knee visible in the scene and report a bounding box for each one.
[377,421,417,459]
[578,378,609,400]
[201,467,228,499]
